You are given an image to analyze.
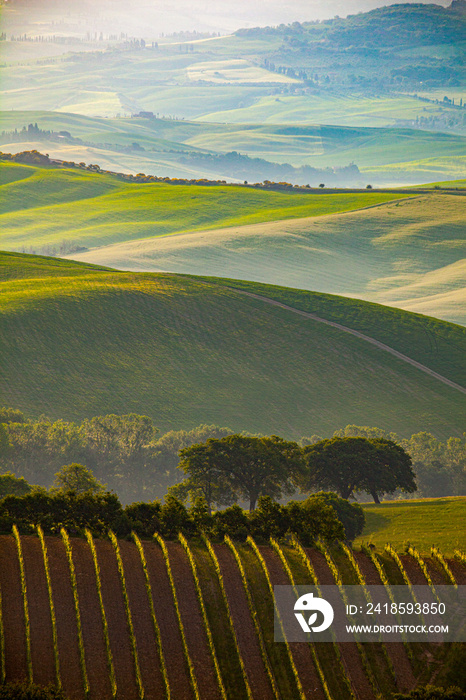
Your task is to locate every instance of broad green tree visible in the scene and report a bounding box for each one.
[52,463,106,495]
[301,436,415,503]
[179,434,303,510]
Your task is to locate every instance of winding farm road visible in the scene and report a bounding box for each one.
[231,289,466,395]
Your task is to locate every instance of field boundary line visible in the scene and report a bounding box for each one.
[179,533,227,700]
[61,528,90,697]
[132,532,171,700]
[226,288,466,395]
[154,532,200,700]
[12,525,33,684]
[224,536,280,699]
[37,526,62,690]
[109,531,145,700]
[85,530,117,698]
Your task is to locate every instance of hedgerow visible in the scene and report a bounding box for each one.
[0,492,355,544]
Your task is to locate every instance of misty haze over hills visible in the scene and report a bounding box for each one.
[1,0,452,35]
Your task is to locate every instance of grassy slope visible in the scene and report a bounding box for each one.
[355,497,466,555]
[1,251,464,438]
[71,192,466,326]
[0,161,406,250]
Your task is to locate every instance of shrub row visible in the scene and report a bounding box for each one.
[0,491,362,544]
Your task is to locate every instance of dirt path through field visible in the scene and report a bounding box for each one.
[230,289,466,395]
[46,537,84,700]
[21,535,56,688]
[94,539,138,700]
[71,538,113,700]
[258,546,325,700]
[213,544,276,700]
[0,535,28,684]
[305,548,376,700]
[142,541,194,699]
[165,541,221,700]
[354,552,416,692]
[119,540,166,700]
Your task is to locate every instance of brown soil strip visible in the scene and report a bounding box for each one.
[305,547,376,700]
[20,535,56,688]
[213,543,275,700]
[399,555,429,585]
[142,540,194,700]
[258,545,325,700]
[354,552,416,692]
[165,541,221,700]
[447,559,466,585]
[0,535,27,683]
[93,538,138,700]
[424,558,449,585]
[45,536,84,700]
[119,540,166,700]
[71,538,113,700]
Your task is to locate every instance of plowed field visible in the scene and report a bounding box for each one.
[0,534,463,699]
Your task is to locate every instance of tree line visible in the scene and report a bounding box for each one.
[0,461,363,544]
[1,408,464,505]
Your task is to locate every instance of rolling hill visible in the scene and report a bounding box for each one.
[2,110,466,185]
[70,190,466,326]
[0,159,406,250]
[1,251,464,438]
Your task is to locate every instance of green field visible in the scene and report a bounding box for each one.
[70,190,466,325]
[356,497,466,555]
[1,251,465,438]
[0,161,407,251]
